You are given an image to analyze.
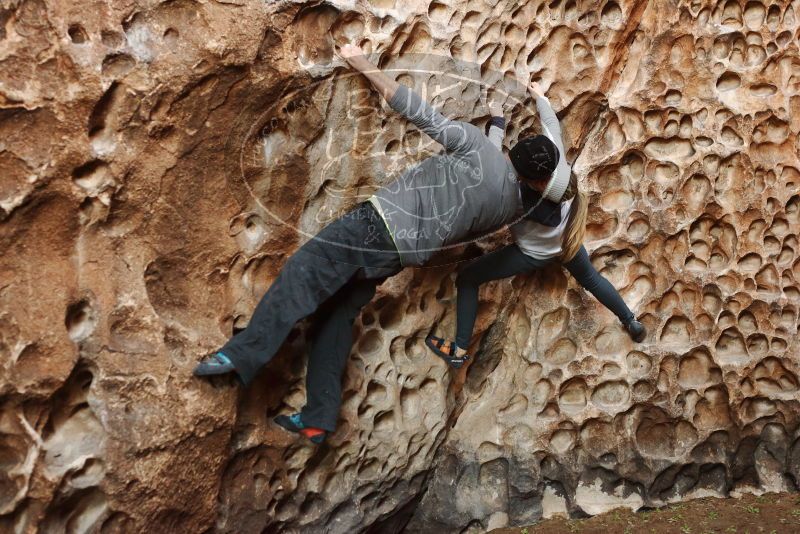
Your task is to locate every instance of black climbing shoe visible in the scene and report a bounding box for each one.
[274,413,327,444]
[425,334,470,369]
[624,319,647,343]
[193,352,235,376]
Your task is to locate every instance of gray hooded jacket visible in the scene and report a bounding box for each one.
[369,85,520,266]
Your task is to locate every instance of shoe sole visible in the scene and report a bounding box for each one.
[193,365,235,377]
[273,415,302,433]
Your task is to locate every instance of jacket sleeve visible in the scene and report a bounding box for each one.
[486,116,505,149]
[388,84,478,154]
[535,95,564,154]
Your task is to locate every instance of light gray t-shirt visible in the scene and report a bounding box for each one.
[369,85,520,266]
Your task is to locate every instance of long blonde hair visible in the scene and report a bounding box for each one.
[559,172,588,262]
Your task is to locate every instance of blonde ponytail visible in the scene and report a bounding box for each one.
[560,173,588,262]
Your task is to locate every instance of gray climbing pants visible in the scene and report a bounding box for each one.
[221,202,401,431]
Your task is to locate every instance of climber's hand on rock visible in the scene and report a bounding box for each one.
[528,80,545,97]
[488,93,504,117]
[339,44,370,70]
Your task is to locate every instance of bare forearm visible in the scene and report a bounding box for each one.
[347,56,399,103]
[340,44,399,102]
[359,65,399,102]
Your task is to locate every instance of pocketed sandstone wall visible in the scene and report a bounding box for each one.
[0,0,798,533]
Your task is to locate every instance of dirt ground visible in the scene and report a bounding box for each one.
[490,492,800,534]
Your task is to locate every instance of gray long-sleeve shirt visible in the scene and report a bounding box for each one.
[369,85,520,266]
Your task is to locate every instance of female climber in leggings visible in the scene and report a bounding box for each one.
[426,81,647,368]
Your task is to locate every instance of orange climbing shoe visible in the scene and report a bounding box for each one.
[425,334,470,369]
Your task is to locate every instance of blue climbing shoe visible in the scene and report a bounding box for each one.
[273,413,327,444]
[625,319,647,343]
[193,352,235,376]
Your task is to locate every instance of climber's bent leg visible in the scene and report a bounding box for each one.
[563,245,636,324]
[218,202,400,385]
[218,244,357,385]
[454,245,551,349]
[300,277,384,431]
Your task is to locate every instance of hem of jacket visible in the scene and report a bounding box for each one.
[367,195,402,256]
[516,246,562,261]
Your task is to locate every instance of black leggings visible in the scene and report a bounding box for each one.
[454,244,635,348]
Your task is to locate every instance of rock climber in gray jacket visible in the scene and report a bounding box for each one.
[193,44,552,443]
[425,81,647,368]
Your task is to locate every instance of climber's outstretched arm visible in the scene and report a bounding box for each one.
[339,44,477,154]
[340,44,399,102]
[528,81,563,149]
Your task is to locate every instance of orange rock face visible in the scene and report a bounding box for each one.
[1,0,799,532]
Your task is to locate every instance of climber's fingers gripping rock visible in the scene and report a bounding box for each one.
[487,89,505,117]
[337,43,367,68]
[528,80,545,98]
[337,44,399,102]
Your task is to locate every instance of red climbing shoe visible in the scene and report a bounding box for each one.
[273,413,327,444]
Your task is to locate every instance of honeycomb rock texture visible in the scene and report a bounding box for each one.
[1,0,799,532]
